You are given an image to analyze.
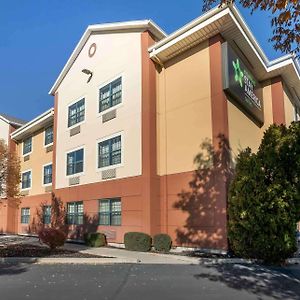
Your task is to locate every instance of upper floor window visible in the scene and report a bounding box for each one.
[67,148,84,176]
[98,135,121,168]
[23,137,32,155]
[99,198,121,226]
[21,208,30,224]
[67,201,83,225]
[68,98,85,127]
[43,164,52,185]
[21,171,32,190]
[295,106,300,121]
[99,77,122,113]
[43,205,51,225]
[45,126,53,146]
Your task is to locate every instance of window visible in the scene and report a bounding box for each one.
[43,164,52,185]
[21,171,32,190]
[23,137,32,155]
[99,77,122,112]
[99,198,121,226]
[295,106,300,121]
[67,202,83,225]
[43,205,51,225]
[67,148,84,176]
[21,208,30,224]
[45,126,53,146]
[68,98,85,127]
[98,135,121,168]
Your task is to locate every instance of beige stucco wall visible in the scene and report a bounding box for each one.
[0,119,9,145]
[228,80,274,157]
[18,129,53,196]
[283,88,296,126]
[55,32,143,189]
[157,41,212,176]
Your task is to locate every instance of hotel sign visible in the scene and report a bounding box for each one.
[222,42,264,124]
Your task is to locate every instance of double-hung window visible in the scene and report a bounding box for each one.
[23,137,32,155]
[99,198,121,226]
[98,135,121,168]
[21,208,30,224]
[45,126,53,146]
[68,98,85,127]
[43,164,52,185]
[99,77,122,112]
[67,149,84,176]
[67,202,83,225]
[43,205,51,225]
[21,171,32,190]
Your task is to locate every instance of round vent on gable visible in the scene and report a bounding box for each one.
[88,43,97,57]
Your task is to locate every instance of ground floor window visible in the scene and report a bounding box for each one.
[43,205,51,225]
[21,208,30,224]
[67,201,83,225]
[99,198,121,226]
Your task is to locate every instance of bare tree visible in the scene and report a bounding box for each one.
[203,1,300,57]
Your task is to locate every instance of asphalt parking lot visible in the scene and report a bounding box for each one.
[0,263,300,300]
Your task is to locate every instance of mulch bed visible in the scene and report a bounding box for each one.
[0,244,111,258]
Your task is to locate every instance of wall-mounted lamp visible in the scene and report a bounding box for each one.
[82,69,93,83]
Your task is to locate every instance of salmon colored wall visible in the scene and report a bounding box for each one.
[18,127,53,196]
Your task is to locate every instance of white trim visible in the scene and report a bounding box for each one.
[65,145,86,178]
[11,108,54,141]
[67,96,87,130]
[42,162,53,187]
[49,20,166,95]
[21,169,32,191]
[97,73,125,118]
[0,115,25,127]
[44,125,54,148]
[96,131,124,172]
[22,136,33,157]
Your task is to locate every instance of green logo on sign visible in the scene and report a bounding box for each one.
[232,58,244,88]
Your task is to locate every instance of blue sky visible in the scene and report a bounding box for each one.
[0,0,281,121]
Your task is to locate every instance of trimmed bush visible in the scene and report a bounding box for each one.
[39,228,66,250]
[153,234,172,252]
[124,232,152,252]
[84,232,107,247]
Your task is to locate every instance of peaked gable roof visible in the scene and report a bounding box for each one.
[49,20,166,95]
[0,113,27,127]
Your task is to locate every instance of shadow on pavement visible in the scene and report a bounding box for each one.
[194,263,300,300]
[0,262,33,276]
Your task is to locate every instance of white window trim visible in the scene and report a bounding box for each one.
[42,162,53,187]
[97,73,125,118]
[67,95,87,130]
[65,145,85,178]
[21,169,32,191]
[96,131,124,172]
[44,126,54,148]
[22,137,33,157]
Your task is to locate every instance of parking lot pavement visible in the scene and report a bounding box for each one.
[0,263,300,300]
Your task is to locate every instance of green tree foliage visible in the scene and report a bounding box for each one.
[228,122,300,263]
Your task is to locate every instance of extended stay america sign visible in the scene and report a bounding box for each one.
[222,42,264,124]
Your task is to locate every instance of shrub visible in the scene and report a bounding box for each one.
[84,232,107,247]
[228,123,300,264]
[39,228,66,250]
[153,234,172,252]
[124,232,152,252]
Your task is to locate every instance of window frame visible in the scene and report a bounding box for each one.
[67,98,86,128]
[96,132,123,171]
[44,126,54,147]
[21,207,30,224]
[43,205,51,225]
[99,198,121,226]
[42,163,53,186]
[21,170,32,190]
[66,201,84,225]
[66,147,85,177]
[22,137,32,156]
[98,77,122,114]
